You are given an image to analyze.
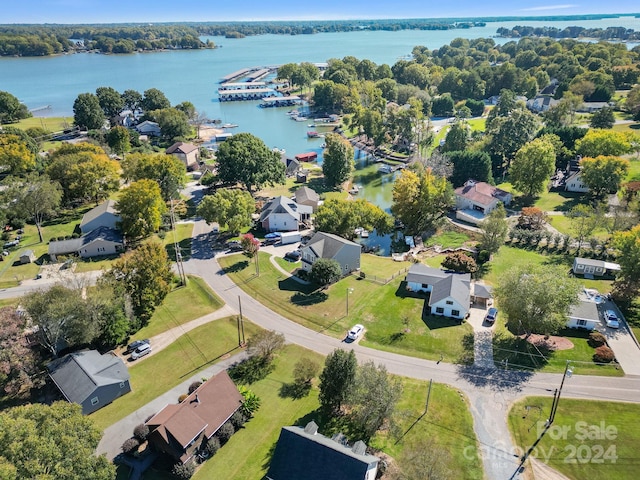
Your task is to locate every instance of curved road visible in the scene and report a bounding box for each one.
[184,221,640,480]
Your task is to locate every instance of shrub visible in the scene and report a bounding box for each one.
[230,410,246,430]
[238,385,261,417]
[188,381,202,394]
[477,250,490,264]
[204,436,220,457]
[178,393,188,403]
[133,424,149,442]
[593,345,615,363]
[121,437,140,454]
[588,331,607,348]
[171,461,196,480]
[216,421,235,444]
[229,355,274,384]
[441,251,478,273]
[309,258,342,285]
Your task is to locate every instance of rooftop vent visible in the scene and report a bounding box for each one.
[304,421,318,435]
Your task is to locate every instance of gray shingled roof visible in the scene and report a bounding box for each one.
[429,273,471,307]
[80,200,118,229]
[48,350,129,404]
[266,423,378,480]
[405,263,448,285]
[569,300,600,322]
[304,232,359,260]
[259,196,312,222]
[471,282,493,299]
[295,186,320,204]
[48,227,123,256]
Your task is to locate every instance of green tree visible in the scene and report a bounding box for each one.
[446,151,492,188]
[322,133,354,188]
[106,125,131,156]
[121,152,186,201]
[196,188,255,234]
[479,204,509,254]
[0,133,36,174]
[391,169,455,235]
[590,106,615,129]
[247,330,285,360]
[567,204,601,255]
[348,361,403,441]
[0,402,115,480]
[293,358,320,387]
[579,155,630,198]
[121,89,142,112]
[441,122,468,153]
[309,258,343,286]
[101,242,173,326]
[494,264,581,335]
[141,87,170,112]
[0,90,30,123]
[319,349,357,414]
[116,179,167,240]
[509,137,556,198]
[575,129,632,157]
[441,251,478,273]
[0,307,41,398]
[612,225,640,301]
[73,92,105,130]
[314,198,393,240]
[96,86,124,119]
[486,107,540,176]
[46,143,120,205]
[8,173,62,242]
[148,107,191,141]
[216,133,285,192]
[396,438,452,480]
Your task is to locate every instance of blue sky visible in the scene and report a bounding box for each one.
[3,1,639,24]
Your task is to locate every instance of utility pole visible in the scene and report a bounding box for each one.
[549,361,573,425]
[170,198,186,285]
[425,379,433,414]
[238,295,246,346]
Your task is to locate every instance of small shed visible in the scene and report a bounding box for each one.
[20,250,36,264]
[295,152,318,162]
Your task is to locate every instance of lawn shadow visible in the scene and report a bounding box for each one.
[456,363,535,391]
[491,330,553,372]
[278,276,316,294]
[223,260,249,273]
[394,281,426,299]
[278,381,312,399]
[549,191,585,212]
[423,310,463,330]
[290,290,329,306]
[165,238,192,262]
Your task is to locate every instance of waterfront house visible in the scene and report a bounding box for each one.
[266,421,379,480]
[300,232,361,275]
[48,350,131,415]
[259,196,312,232]
[573,257,620,278]
[454,180,512,225]
[80,200,120,234]
[166,142,200,170]
[146,371,243,464]
[405,264,471,320]
[294,186,320,212]
[135,120,161,137]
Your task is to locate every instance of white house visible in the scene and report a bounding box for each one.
[48,227,125,261]
[405,264,471,320]
[564,171,589,193]
[259,196,312,232]
[454,180,512,225]
[567,296,601,331]
[573,257,620,277]
[300,232,361,275]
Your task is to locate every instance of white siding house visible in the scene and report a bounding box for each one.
[454,180,512,225]
[567,298,600,331]
[565,171,589,193]
[259,196,312,232]
[405,264,471,320]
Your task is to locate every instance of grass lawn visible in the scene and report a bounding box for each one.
[547,215,610,241]
[12,116,73,132]
[159,222,193,261]
[359,253,411,279]
[90,317,258,431]
[194,345,482,480]
[424,254,446,268]
[425,230,472,248]
[466,117,486,132]
[509,397,640,480]
[273,256,300,273]
[219,253,472,362]
[134,276,224,339]
[625,157,640,181]
[533,191,586,212]
[612,121,640,135]
[255,164,332,201]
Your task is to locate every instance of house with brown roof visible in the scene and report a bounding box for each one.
[145,371,243,464]
[454,179,512,225]
[166,142,200,170]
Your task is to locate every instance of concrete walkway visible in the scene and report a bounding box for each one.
[96,351,247,460]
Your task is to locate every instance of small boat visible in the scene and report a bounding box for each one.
[378,165,392,174]
[354,227,363,236]
[307,131,319,138]
[222,123,238,128]
[294,116,308,122]
[307,123,316,128]
[287,109,299,116]
[360,230,369,238]
[272,147,286,155]
[349,185,359,195]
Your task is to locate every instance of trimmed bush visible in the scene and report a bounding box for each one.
[171,461,196,480]
[133,424,149,442]
[230,410,246,430]
[216,421,235,444]
[188,381,202,394]
[121,437,140,454]
[178,393,188,403]
[593,346,615,363]
[588,332,607,348]
[204,436,220,457]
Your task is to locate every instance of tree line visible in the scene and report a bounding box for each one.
[497,25,640,42]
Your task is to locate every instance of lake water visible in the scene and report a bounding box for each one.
[1,16,639,253]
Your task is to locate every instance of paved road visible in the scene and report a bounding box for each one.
[0,270,102,300]
[183,220,640,480]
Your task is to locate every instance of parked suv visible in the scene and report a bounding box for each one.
[484,308,498,324]
[126,339,150,354]
[130,343,152,360]
[604,310,619,329]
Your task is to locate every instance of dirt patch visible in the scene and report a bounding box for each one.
[521,334,574,351]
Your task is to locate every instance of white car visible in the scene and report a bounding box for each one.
[130,343,152,360]
[347,324,364,341]
[604,310,619,329]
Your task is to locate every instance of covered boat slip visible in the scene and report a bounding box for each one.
[260,95,302,107]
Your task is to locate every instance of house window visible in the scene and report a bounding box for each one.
[91,397,99,406]
[452,309,460,317]
[577,319,587,326]
[421,283,428,289]
[435,307,444,314]
[446,300,453,305]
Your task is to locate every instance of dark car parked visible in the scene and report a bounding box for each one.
[284,251,302,261]
[125,339,150,354]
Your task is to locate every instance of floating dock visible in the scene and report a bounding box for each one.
[220,68,252,83]
[261,95,302,108]
[246,68,271,82]
[219,81,267,91]
[218,88,275,101]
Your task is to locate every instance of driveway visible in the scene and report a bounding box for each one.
[466,304,496,370]
[597,300,640,376]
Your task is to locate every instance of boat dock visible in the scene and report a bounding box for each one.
[246,68,271,82]
[260,95,302,108]
[218,88,275,101]
[219,81,267,91]
[220,68,252,83]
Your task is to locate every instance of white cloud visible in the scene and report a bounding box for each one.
[520,4,578,11]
